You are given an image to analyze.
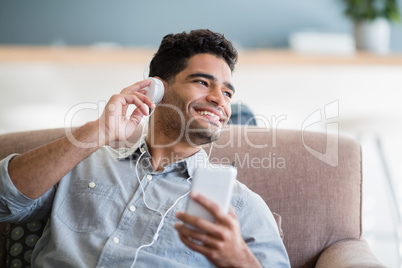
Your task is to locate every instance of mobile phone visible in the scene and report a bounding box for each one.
[185,164,237,228]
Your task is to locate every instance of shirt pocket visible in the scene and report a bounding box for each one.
[57,180,118,232]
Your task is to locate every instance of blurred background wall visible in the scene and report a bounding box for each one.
[1,0,401,50]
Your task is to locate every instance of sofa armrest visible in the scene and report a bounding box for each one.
[316,239,386,268]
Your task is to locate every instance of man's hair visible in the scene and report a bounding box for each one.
[149,29,238,82]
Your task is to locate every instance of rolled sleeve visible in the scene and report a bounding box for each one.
[0,154,54,222]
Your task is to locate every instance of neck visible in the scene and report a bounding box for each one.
[146,129,201,172]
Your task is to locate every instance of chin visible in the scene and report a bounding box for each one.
[185,127,223,146]
[184,118,225,145]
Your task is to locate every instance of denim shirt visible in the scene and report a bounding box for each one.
[0,138,290,268]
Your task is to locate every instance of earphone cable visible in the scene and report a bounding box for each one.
[129,109,193,268]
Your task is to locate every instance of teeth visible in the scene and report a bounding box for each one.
[197,111,220,122]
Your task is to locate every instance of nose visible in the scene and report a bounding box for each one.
[206,86,225,107]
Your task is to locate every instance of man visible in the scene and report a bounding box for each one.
[0,29,290,267]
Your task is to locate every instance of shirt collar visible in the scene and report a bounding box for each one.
[117,135,209,178]
[116,135,148,160]
[183,148,208,179]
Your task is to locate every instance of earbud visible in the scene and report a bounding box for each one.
[146,77,164,105]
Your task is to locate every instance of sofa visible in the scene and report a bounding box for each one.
[0,125,385,267]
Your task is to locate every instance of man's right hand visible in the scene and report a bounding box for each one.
[97,79,156,146]
[7,79,156,199]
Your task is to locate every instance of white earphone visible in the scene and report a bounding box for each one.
[143,58,165,105]
[146,78,164,105]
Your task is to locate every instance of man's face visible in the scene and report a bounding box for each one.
[156,53,234,146]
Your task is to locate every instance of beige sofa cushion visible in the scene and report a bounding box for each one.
[209,126,362,267]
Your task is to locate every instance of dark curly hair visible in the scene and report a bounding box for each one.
[149,29,238,82]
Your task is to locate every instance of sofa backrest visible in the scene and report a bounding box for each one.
[0,125,362,267]
[209,125,362,267]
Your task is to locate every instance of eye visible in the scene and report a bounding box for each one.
[196,80,208,87]
[223,91,233,99]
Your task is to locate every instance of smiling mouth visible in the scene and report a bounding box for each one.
[196,110,222,124]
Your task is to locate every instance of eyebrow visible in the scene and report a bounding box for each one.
[187,72,235,94]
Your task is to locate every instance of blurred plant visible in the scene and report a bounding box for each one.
[342,0,401,22]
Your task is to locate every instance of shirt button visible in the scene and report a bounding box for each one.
[113,237,120,244]
[140,147,146,153]
[129,205,136,212]
[146,174,153,181]
[88,182,96,188]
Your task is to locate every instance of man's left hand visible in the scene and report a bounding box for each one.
[174,192,262,268]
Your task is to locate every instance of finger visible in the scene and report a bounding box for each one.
[190,193,236,230]
[129,107,146,124]
[228,206,237,219]
[120,80,155,110]
[120,94,153,115]
[177,232,211,255]
[176,211,222,239]
[176,211,214,230]
[120,79,151,94]
[190,192,228,222]
[175,224,219,256]
[190,192,220,213]
[174,222,220,248]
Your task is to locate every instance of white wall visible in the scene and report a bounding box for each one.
[2,58,401,135]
